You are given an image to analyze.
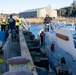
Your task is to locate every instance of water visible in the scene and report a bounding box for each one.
[29,24,52,75]
[29,24,76,75]
[29,24,44,39]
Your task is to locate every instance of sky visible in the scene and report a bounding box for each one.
[0,0,73,14]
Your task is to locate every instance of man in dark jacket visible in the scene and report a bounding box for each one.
[44,14,52,31]
[8,15,16,30]
[44,14,52,24]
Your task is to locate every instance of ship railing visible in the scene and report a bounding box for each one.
[44,23,54,32]
[44,24,49,32]
[49,48,60,66]
[46,44,60,67]
[73,39,76,49]
[20,24,29,30]
[2,33,12,72]
[45,23,62,33]
[45,34,60,66]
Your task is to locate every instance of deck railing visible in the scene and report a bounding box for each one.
[2,34,12,72]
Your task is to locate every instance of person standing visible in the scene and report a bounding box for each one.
[40,31,44,46]
[61,57,66,64]
[44,14,52,24]
[44,14,52,31]
[75,23,76,31]
[15,17,21,34]
[8,15,16,31]
[0,19,6,31]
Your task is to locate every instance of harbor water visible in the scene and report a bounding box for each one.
[29,24,54,75]
[29,24,44,39]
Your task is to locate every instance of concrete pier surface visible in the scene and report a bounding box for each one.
[1,29,38,75]
[1,28,56,75]
[0,33,20,74]
[19,30,38,75]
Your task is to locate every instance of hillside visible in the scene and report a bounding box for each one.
[57,6,76,17]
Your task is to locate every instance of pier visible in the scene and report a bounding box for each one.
[0,0,76,75]
[0,28,37,75]
[0,23,58,75]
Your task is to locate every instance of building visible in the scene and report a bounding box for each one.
[0,13,9,21]
[19,7,57,18]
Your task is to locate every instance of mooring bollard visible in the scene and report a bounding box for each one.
[3,70,33,75]
[6,56,30,71]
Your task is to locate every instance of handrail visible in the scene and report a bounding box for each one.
[2,34,12,72]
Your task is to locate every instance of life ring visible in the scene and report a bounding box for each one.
[50,43,54,52]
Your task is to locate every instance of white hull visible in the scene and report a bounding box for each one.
[44,31,76,75]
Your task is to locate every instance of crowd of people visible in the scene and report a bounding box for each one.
[0,15,21,33]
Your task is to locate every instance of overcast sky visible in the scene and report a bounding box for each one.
[0,0,73,14]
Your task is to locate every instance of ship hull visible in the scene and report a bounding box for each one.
[44,32,76,75]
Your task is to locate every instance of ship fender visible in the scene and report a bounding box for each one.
[55,64,72,75]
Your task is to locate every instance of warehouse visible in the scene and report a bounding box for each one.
[19,7,57,18]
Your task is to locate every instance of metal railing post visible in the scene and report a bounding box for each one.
[2,34,12,72]
[3,45,7,72]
